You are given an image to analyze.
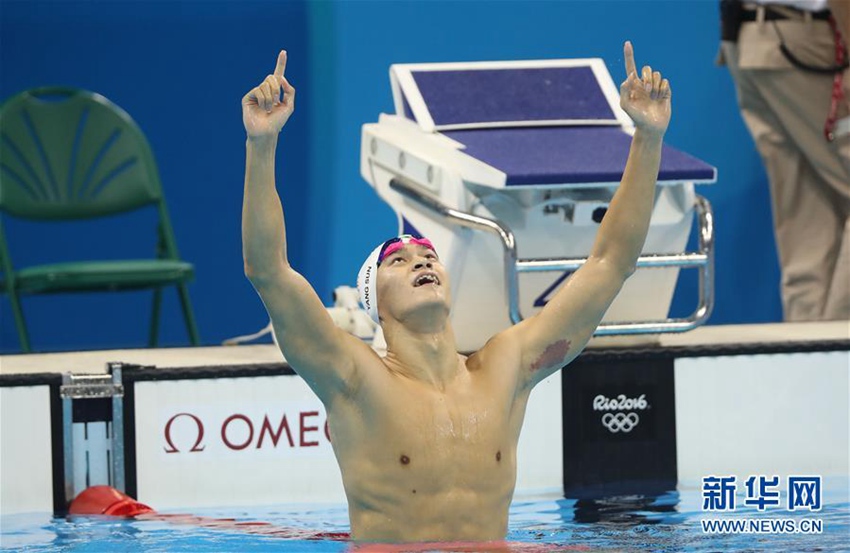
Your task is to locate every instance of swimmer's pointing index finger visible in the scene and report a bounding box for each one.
[624,41,636,79]
[275,50,287,78]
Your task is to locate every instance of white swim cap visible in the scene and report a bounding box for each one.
[356,234,436,323]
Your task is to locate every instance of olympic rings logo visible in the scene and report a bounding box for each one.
[601,412,640,433]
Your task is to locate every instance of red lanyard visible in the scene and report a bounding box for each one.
[825,14,847,142]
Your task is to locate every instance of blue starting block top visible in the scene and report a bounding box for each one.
[444,126,716,186]
[409,66,617,127]
[390,60,717,187]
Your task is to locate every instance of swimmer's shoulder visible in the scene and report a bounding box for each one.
[465,332,521,374]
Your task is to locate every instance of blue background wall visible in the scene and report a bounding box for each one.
[1,0,781,353]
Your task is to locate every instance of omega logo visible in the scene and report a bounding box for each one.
[163,411,331,453]
[163,413,206,453]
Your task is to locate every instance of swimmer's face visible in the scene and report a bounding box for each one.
[375,243,451,324]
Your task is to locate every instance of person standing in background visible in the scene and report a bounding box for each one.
[720,0,850,322]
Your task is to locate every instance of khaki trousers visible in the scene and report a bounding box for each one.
[722,16,850,321]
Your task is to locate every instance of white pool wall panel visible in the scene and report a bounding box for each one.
[675,351,849,482]
[134,375,344,509]
[1,386,53,515]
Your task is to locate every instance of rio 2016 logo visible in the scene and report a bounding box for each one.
[592,394,650,433]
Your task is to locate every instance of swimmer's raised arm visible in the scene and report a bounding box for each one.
[490,41,672,390]
[242,51,361,402]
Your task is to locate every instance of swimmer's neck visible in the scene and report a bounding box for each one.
[382,318,462,388]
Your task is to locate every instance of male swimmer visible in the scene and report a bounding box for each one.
[242,42,671,543]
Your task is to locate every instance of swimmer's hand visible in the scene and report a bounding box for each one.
[619,41,671,137]
[242,50,296,139]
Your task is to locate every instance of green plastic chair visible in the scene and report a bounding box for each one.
[0,87,200,352]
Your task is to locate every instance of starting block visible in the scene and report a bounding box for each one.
[360,58,717,351]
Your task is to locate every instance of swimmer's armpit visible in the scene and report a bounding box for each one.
[529,339,571,373]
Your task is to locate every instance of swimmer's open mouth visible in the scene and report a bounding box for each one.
[413,272,440,287]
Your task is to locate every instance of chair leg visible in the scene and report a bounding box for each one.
[176,283,200,346]
[7,290,31,353]
[149,287,163,348]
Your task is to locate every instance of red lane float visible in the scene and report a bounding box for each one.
[68,485,349,541]
[68,487,583,550]
[68,485,154,517]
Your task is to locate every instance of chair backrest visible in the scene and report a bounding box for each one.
[0,87,164,220]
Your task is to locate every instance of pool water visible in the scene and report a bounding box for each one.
[2,479,848,552]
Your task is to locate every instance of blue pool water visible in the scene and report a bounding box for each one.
[2,479,848,552]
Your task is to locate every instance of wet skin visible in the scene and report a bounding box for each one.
[321,244,562,541]
[326,338,529,541]
[243,42,671,543]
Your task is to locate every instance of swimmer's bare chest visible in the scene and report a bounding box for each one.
[326,355,527,540]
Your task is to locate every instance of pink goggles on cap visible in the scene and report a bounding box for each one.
[376,235,435,266]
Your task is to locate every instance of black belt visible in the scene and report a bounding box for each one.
[740,6,832,22]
